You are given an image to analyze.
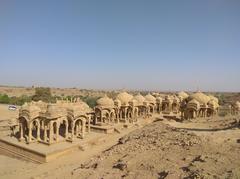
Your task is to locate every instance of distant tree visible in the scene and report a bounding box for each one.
[218,94,226,105]
[0,94,10,104]
[80,96,99,108]
[32,87,54,103]
[9,95,31,105]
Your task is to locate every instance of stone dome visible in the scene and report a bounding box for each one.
[68,101,91,117]
[129,99,138,106]
[74,101,91,112]
[116,92,133,106]
[178,91,189,99]
[189,92,210,105]
[208,95,219,104]
[45,104,65,119]
[156,96,163,103]
[96,95,114,108]
[133,93,145,106]
[21,103,41,114]
[208,100,219,108]
[34,100,48,113]
[145,93,156,104]
[20,104,42,120]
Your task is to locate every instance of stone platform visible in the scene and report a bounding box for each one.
[0,133,104,163]
[0,116,157,164]
[90,125,115,134]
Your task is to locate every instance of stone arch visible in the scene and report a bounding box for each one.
[94,107,102,124]
[59,118,68,138]
[73,115,87,138]
[149,104,155,113]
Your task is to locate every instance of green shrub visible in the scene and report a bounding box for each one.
[0,94,10,104]
[10,95,32,105]
[32,87,55,103]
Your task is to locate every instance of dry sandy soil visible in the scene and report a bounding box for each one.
[0,86,115,98]
[0,104,18,137]
[0,111,240,179]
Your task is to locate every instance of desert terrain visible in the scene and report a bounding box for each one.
[0,86,240,179]
[0,105,240,178]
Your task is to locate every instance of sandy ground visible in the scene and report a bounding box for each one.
[0,107,240,179]
[0,104,18,121]
[0,104,18,137]
[0,86,112,98]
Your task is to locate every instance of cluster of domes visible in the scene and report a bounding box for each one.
[96,92,160,108]
[183,91,220,110]
[20,98,92,120]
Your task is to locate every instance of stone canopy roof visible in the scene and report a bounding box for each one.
[188,92,211,105]
[133,93,146,106]
[96,95,115,108]
[145,93,156,104]
[116,92,133,106]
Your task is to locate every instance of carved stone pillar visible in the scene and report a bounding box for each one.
[65,123,68,138]
[49,122,53,144]
[28,123,32,144]
[71,123,74,141]
[56,122,59,142]
[87,117,91,133]
[44,125,47,142]
[37,124,40,141]
[82,120,86,138]
[19,123,24,141]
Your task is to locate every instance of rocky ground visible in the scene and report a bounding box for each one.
[70,118,240,179]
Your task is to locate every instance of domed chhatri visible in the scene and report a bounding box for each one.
[189,91,210,105]
[183,91,220,120]
[18,98,92,145]
[94,95,116,125]
[145,93,156,104]
[116,92,133,106]
[178,91,189,99]
[96,95,115,108]
[133,93,146,106]
[208,95,219,104]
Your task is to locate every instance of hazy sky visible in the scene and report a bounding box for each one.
[1,0,240,92]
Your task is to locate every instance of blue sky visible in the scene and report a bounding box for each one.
[1,0,240,92]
